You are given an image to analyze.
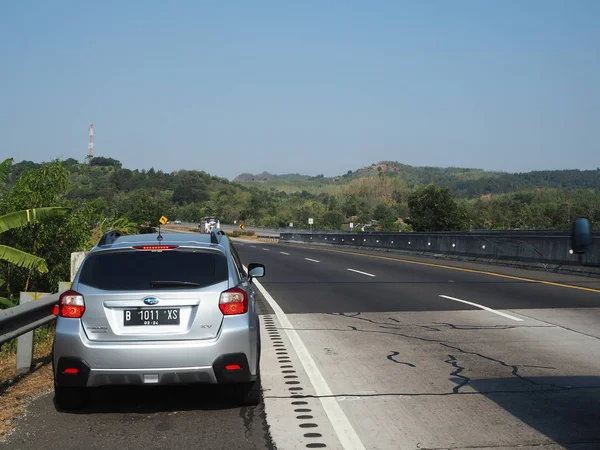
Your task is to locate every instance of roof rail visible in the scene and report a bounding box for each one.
[210,228,225,245]
[98,229,123,246]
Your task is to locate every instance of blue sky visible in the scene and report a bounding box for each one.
[1,1,598,179]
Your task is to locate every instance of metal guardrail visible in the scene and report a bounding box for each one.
[0,294,59,375]
[0,294,58,346]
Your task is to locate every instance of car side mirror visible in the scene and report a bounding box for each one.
[572,217,592,254]
[247,263,266,281]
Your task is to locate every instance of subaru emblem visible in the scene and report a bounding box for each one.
[143,297,159,306]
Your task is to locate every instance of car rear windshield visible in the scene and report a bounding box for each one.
[79,249,228,291]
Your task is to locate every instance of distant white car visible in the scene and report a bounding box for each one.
[174,220,182,224]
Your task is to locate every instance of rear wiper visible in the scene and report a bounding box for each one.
[149,281,201,288]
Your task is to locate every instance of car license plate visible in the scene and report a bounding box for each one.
[124,309,180,326]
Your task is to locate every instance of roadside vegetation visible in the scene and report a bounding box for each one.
[4,157,599,244]
[0,158,101,437]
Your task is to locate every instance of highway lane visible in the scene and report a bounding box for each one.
[236,240,600,450]
[236,240,600,315]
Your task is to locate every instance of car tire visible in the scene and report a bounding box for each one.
[54,385,89,410]
[234,372,262,406]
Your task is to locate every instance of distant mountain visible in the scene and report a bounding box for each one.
[234,161,600,198]
[233,172,312,182]
[344,161,500,184]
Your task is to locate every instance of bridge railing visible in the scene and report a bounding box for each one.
[280,230,600,267]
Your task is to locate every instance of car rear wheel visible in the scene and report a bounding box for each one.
[54,385,89,410]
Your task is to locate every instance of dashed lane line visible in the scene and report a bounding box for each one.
[347,268,376,277]
[281,244,600,294]
[439,294,524,322]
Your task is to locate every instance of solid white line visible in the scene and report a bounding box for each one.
[439,295,524,322]
[250,245,256,248]
[263,248,270,251]
[305,258,320,263]
[247,268,365,450]
[347,268,376,277]
[280,252,290,255]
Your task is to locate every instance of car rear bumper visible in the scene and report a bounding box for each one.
[55,353,255,387]
[53,317,259,387]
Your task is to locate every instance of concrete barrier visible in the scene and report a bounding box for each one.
[281,230,600,268]
[16,291,51,374]
[70,251,88,282]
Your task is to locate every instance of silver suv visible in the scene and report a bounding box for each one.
[52,229,265,410]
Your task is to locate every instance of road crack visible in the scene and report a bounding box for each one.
[324,313,562,393]
[507,311,600,341]
[387,351,416,368]
[433,322,555,331]
[439,343,558,389]
[263,384,600,400]
[444,355,470,393]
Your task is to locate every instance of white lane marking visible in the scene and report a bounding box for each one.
[280,252,290,255]
[347,268,376,277]
[439,295,524,322]
[250,245,257,248]
[247,267,365,450]
[263,248,270,251]
[305,258,321,263]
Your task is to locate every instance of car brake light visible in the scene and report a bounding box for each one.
[56,290,85,318]
[63,368,79,375]
[132,245,179,251]
[225,364,241,371]
[219,287,248,315]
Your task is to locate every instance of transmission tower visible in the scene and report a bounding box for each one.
[85,122,94,163]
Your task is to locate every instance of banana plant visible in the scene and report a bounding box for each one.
[0,158,71,305]
[0,278,15,308]
[0,207,70,273]
[0,158,13,189]
[98,216,138,235]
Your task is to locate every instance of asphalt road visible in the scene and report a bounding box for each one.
[5,238,600,449]
[238,241,600,313]
[6,385,274,450]
[235,240,600,450]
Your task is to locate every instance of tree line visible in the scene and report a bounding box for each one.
[6,157,600,232]
[1,156,598,301]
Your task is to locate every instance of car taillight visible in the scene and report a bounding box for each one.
[54,290,85,318]
[132,245,179,251]
[219,287,248,315]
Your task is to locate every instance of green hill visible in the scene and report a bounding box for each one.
[234,161,600,198]
[234,172,312,182]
